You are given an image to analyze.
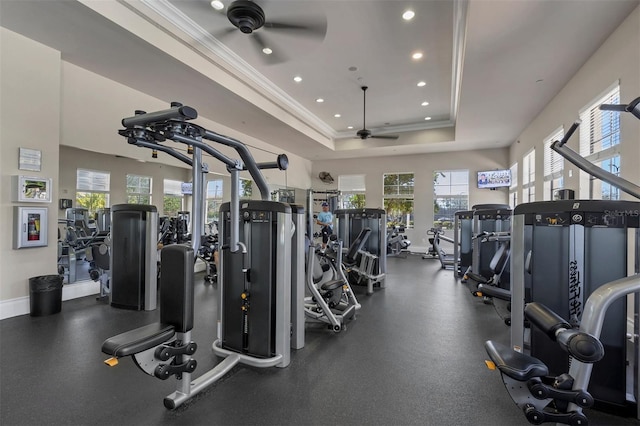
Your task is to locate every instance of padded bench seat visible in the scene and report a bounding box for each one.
[321,279,344,291]
[478,284,511,301]
[484,340,548,381]
[102,323,176,358]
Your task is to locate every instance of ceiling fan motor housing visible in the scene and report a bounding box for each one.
[227,0,266,34]
[357,129,371,139]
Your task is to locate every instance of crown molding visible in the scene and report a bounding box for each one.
[131,0,336,140]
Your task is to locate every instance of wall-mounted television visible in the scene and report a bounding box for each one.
[477,170,511,189]
[181,182,193,195]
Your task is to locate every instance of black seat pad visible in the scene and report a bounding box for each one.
[102,323,175,358]
[485,340,548,381]
[321,279,344,291]
[478,284,511,301]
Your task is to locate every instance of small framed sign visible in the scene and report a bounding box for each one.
[19,148,42,172]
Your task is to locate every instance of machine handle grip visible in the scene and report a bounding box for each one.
[554,120,580,147]
[599,103,627,112]
[524,302,571,341]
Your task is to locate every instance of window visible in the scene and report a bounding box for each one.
[240,178,253,199]
[579,83,621,200]
[383,173,414,228]
[339,174,366,209]
[509,162,518,208]
[163,179,183,217]
[522,149,535,203]
[127,174,152,204]
[543,127,565,200]
[433,170,469,230]
[207,179,223,223]
[76,169,110,216]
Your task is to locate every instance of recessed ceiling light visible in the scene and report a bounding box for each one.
[316,98,324,103]
[347,126,354,129]
[402,10,415,20]
[210,1,224,10]
[293,76,302,83]
[262,47,273,55]
[425,116,432,120]
[421,101,429,106]
[417,81,426,87]
[412,52,423,60]
[334,114,341,118]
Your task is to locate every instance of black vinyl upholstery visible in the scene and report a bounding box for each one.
[101,244,194,358]
[102,323,175,357]
[160,245,194,333]
[484,340,548,381]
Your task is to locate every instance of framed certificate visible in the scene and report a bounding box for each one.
[19,148,42,172]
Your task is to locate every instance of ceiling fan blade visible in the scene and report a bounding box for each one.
[263,20,327,38]
[250,32,287,64]
[371,135,400,140]
[210,27,238,41]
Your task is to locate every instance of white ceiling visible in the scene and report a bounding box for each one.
[1,0,638,161]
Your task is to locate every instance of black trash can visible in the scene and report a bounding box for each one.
[29,275,64,316]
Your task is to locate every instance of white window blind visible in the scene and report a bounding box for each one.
[77,169,110,191]
[544,127,564,179]
[579,84,620,160]
[578,83,621,200]
[509,163,518,189]
[509,162,518,208]
[338,174,366,192]
[164,179,183,196]
[522,150,535,185]
[522,149,535,202]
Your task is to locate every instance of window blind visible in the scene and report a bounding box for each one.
[77,169,110,191]
[338,174,366,192]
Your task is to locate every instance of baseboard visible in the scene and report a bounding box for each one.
[0,280,100,320]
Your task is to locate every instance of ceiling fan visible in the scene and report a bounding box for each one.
[212,0,327,64]
[355,86,399,140]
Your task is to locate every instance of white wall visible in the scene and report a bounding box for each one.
[312,148,510,248]
[1,29,61,302]
[509,6,640,201]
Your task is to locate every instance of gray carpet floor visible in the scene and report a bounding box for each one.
[1,254,637,425]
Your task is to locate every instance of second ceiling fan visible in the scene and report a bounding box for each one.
[355,86,399,140]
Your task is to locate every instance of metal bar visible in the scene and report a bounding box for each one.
[229,168,241,252]
[191,148,203,253]
[167,132,237,169]
[202,129,270,200]
[552,142,640,199]
[122,105,197,128]
[132,140,193,167]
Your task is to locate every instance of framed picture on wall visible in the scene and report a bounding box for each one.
[18,148,42,172]
[12,175,53,203]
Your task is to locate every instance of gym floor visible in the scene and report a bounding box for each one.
[1,255,636,425]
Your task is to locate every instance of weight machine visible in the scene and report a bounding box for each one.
[101,102,295,409]
[487,96,640,424]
